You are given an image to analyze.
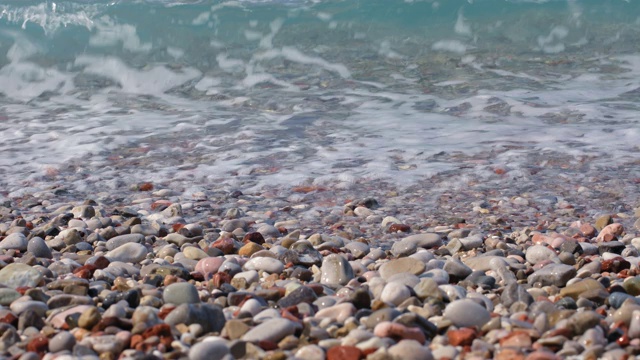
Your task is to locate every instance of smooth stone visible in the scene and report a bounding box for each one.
[608,292,638,309]
[403,233,443,249]
[0,288,21,306]
[459,235,483,250]
[0,233,28,251]
[182,247,209,261]
[256,224,280,238]
[527,263,576,287]
[48,330,76,353]
[277,286,317,308]
[442,258,472,280]
[242,318,298,343]
[443,300,490,328]
[526,245,559,265]
[195,257,225,279]
[320,254,354,286]
[27,237,52,259]
[391,239,417,257]
[105,243,148,263]
[362,308,401,329]
[379,258,426,280]
[623,277,640,296]
[295,345,325,360]
[0,263,43,289]
[560,278,605,299]
[189,339,230,360]
[345,242,370,259]
[380,282,411,306]
[163,282,200,305]
[105,234,145,251]
[243,257,284,274]
[11,300,48,316]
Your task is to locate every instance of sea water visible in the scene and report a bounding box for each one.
[0,0,639,204]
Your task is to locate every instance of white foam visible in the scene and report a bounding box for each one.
[75,55,201,94]
[89,16,152,53]
[431,40,469,54]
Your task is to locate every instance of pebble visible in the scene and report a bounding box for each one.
[0,264,43,289]
[189,338,230,360]
[380,282,411,306]
[0,233,28,251]
[163,282,200,305]
[402,233,443,249]
[27,237,52,259]
[320,254,354,286]
[527,263,577,287]
[443,299,491,328]
[105,243,149,263]
[242,318,299,343]
[379,257,426,280]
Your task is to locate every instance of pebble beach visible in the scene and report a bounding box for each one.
[0,168,639,360]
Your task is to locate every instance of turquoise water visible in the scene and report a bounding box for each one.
[0,0,639,198]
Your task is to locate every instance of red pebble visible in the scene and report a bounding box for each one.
[211,237,235,254]
[26,335,48,355]
[448,328,476,346]
[327,345,362,360]
[258,340,278,351]
[388,224,410,233]
[139,182,154,191]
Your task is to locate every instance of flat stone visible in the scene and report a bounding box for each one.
[443,300,490,328]
[527,263,576,287]
[105,234,145,251]
[277,286,317,308]
[403,233,443,249]
[379,257,426,280]
[560,278,606,300]
[105,243,148,263]
[163,282,200,305]
[0,233,27,251]
[0,263,43,289]
[391,239,417,257]
[242,318,298,343]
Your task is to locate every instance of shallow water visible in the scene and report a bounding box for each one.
[0,0,639,207]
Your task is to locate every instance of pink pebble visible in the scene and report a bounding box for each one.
[195,257,225,279]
